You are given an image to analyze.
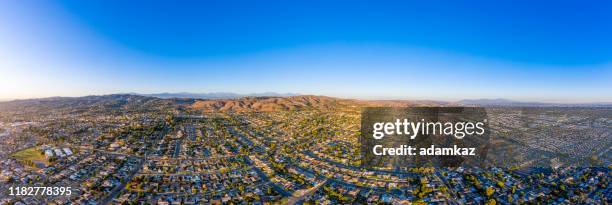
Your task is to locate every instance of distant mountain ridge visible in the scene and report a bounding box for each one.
[455,98,612,107]
[456,98,541,106]
[1,95,610,113]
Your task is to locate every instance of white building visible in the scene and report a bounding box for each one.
[54,149,65,157]
[45,150,54,159]
[62,148,73,156]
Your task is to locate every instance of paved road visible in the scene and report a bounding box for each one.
[173,139,182,158]
[286,178,328,205]
[0,129,9,137]
[99,124,170,205]
[99,157,145,205]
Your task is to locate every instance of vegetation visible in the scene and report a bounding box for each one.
[11,146,49,167]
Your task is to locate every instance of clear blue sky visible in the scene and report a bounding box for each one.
[1,0,611,102]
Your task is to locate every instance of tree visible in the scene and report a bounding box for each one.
[485,186,495,198]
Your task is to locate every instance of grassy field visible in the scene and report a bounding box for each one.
[11,146,49,167]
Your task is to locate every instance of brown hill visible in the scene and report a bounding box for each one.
[189,95,352,112]
[188,95,450,112]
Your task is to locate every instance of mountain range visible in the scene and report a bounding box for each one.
[1,94,610,113]
[131,92,299,99]
[456,98,612,107]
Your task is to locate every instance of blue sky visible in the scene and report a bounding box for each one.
[1,0,611,102]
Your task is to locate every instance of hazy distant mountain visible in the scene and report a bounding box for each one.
[456,98,612,107]
[457,98,529,106]
[135,92,300,99]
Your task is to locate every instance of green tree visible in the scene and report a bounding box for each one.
[485,186,495,198]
